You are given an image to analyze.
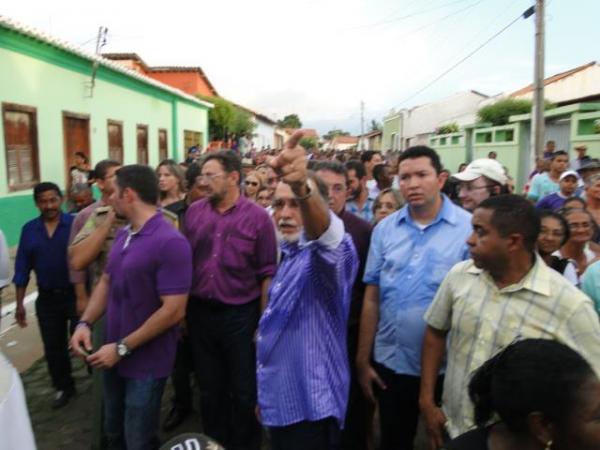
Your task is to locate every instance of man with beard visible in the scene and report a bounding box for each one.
[420,195,600,448]
[183,150,278,450]
[257,132,358,449]
[345,160,375,223]
[13,182,77,408]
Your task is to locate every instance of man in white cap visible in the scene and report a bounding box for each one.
[452,159,508,212]
[536,170,580,211]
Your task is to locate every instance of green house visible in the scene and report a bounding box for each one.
[0,17,212,244]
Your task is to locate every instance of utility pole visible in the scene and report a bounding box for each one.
[360,100,365,151]
[531,0,545,164]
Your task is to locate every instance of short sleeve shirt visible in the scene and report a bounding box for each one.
[104,213,192,379]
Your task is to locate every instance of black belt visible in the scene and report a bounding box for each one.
[39,287,73,295]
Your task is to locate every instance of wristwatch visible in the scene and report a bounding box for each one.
[116,339,132,357]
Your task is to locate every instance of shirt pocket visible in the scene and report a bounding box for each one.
[223,233,255,271]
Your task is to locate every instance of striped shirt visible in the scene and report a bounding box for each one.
[425,256,600,437]
[257,212,359,427]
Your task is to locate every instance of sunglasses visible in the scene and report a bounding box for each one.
[245,181,259,187]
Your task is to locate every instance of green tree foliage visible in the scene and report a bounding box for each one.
[477,98,554,126]
[198,96,256,141]
[323,129,350,141]
[370,119,382,132]
[435,122,460,135]
[277,114,303,129]
[299,137,318,150]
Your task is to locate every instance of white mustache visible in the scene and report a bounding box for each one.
[278,219,298,227]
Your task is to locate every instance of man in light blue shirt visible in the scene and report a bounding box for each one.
[356,146,472,450]
[527,150,569,202]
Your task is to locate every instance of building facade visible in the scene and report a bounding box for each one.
[0,18,211,244]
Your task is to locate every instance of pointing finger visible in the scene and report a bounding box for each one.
[286,130,304,150]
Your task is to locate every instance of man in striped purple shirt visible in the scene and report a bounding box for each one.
[257,132,359,450]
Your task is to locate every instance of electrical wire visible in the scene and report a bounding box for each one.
[395,5,535,107]
[346,0,473,31]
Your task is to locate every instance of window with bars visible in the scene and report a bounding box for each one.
[137,125,149,165]
[159,129,168,161]
[108,120,124,163]
[2,103,40,191]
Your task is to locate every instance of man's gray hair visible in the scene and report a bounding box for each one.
[70,183,92,195]
[585,173,600,188]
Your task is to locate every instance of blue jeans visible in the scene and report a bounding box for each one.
[103,368,166,450]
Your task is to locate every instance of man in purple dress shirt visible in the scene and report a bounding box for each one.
[71,165,192,450]
[183,150,278,450]
[257,132,359,450]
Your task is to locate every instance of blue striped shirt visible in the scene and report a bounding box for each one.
[257,212,359,427]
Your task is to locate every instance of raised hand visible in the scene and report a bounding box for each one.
[269,131,307,193]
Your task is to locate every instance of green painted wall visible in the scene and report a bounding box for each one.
[429,133,467,173]
[0,27,209,245]
[472,124,521,189]
[571,111,600,158]
[382,113,402,150]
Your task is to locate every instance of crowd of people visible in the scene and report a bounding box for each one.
[2,132,600,450]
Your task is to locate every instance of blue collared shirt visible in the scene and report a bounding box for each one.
[346,198,375,223]
[13,213,74,290]
[363,196,472,376]
[257,212,359,427]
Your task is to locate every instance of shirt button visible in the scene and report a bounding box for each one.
[209,274,214,278]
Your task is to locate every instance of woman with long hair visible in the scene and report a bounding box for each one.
[156,159,186,208]
[445,339,600,450]
[243,171,264,201]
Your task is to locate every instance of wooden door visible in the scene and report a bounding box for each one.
[107,121,123,163]
[2,103,39,191]
[137,125,148,165]
[184,130,202,151]
[158,129,168,161]
[63,112,90,185]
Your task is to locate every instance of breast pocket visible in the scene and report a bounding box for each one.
[223,234,255,271]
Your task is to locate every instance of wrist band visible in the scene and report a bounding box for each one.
[76,320,92,330]
[294,183,312,201]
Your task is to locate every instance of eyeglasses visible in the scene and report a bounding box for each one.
[245,181,259,187]
[272,198,300,210]
[568,222,592,230]
[199,173,225,182]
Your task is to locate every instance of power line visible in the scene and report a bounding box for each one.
[395,5,535,107]
[346,0,473,31]
[392,0,487,39]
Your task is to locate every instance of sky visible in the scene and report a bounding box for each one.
[3,0,600,134]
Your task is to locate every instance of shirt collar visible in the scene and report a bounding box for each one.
[36,212,70,228]
[467,254,551,296]
[123,211,162,237]
[210,192,245,215]
[397,194,457,228]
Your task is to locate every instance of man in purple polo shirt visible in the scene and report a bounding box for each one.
[184,150,277,450]
[71,165,192,450]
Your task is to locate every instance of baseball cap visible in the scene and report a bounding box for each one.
[452,158,507,185]
[559,170,580,181]
[577,158,600,173]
